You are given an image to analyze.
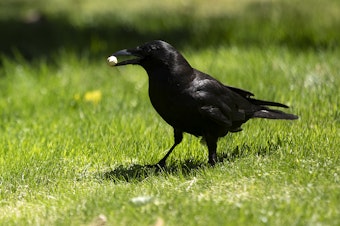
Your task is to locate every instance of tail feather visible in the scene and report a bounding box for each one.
[253,109,298,120]
[248,98,289,108]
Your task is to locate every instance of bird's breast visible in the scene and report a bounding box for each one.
[148,80,216,136]
[148,80,188,115]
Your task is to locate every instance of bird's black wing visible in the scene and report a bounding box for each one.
[225,85,254,98]
[226,85,288,108]
[188,71,250,128]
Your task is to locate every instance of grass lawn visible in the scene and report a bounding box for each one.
[1,46,339,226]
[0,0,339,225]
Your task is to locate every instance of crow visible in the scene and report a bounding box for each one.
[108,40,298,166]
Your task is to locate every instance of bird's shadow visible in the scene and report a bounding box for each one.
[98,160,204,183]
[96,146,267,182]
[96,142,278,182]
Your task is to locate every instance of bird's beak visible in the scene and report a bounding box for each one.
[110,49,143,66]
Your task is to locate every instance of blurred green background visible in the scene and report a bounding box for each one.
[1,0,339,60]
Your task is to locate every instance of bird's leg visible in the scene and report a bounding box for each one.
[156,129,183,167]
[205,134,218,166]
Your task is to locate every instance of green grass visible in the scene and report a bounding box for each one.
[1,0,340,225]
[1,46,339,225]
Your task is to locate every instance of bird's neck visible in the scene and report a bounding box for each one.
[146,65,194,85]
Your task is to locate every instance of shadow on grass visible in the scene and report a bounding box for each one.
[98,141,278,182]
[99,160,204,183]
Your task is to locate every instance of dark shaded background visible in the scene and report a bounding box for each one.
[1,0,339,61]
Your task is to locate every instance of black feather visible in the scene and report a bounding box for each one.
[253,108,298,120]
[248,98,289,108]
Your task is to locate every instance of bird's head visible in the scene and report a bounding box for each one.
[108,40,191,72]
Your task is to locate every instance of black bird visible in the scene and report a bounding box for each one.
[108,40,298,166]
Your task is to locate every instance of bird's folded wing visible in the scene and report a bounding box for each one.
[224,85,254,98]
[199,106,232,127]
[190,77,247,126]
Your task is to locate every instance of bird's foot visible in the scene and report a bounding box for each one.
[208,154,217,166]
[145,160,166,170]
